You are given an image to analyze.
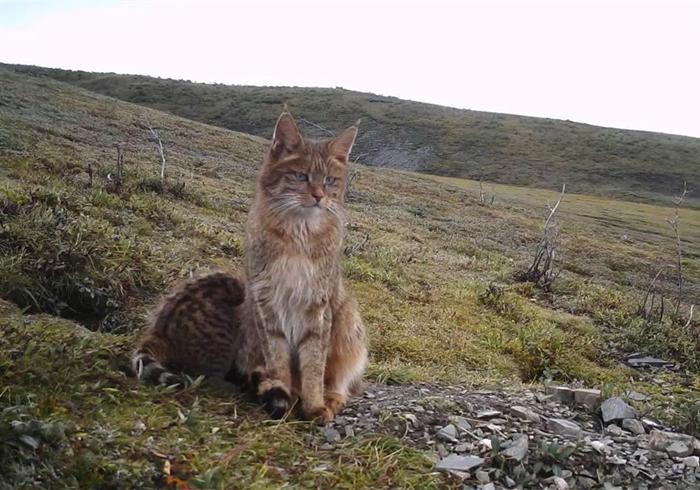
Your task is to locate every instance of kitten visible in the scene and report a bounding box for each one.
[234,111,368,423]
[132,272,245,385]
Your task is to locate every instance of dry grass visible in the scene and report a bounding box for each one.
[1,66,698,486]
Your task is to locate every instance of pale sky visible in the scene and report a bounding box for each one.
[1,0,699,137]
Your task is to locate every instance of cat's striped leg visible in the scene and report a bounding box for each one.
[132,338,182,386]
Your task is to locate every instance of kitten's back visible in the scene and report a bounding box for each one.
[133,272,245,385]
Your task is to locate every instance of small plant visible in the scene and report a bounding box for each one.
[516,184,566,290]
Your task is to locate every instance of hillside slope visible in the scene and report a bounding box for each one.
[6,63,700,208]
[1,66,698,488]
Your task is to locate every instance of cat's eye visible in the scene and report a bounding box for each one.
[294,172,308,182]
[323,176,337,185]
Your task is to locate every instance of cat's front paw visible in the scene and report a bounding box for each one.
[259,386,291,419]
[304,405,333,424]
[324,392,346,416]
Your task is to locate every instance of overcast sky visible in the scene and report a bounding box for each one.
[1,0,699,137]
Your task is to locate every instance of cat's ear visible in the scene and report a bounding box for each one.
[271,111,304,156]
[330,122,359,162]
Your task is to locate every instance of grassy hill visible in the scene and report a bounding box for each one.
[1,66,698,487]
[5,63,700,209]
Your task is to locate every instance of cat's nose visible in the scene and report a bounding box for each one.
[311,189,325,202]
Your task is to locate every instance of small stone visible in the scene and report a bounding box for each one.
[475,470,490,482]
[625,390,650,402]
[667,440,693,458]
[694,438,700,456]
[502,434,528,461]
[591,440,608,454]
[478,438,492,451]
[649,430,695,456]
[681,455,699,468]
[601,397,637,423]
[480,484,495,490]
[503,476,516,488]
[574,388,602,409]
[641,418,662,430]
[476,410,502,419]
[547,418,582,438]
[435,454,484,472]
[454,443,470,453]
[605,424,624,436]
[363,391,375,399]
[545,386,574,404]
[510,405,541,424]
[450,416,472,433]
[437,424,459,443]
[622,419,645,435]
[404,413,419,427]
[544,476,569,489]
[344,426,355,438]
[324,427,341,443]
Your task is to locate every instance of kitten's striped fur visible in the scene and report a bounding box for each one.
[132,272,245,386]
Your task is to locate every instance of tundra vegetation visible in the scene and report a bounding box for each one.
[0,66,698,488]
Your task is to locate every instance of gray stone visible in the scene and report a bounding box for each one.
[574,388,602,409]
[504,476,516,488]
[626,355,672,368]
[450,415,472,433]
[641,418,663,430]
[547,418,582,438]
[682,456,699,468]
[324,427,341,443]
[544,476,569,490]
[695,438,700,456]
[480,484,495,490]
[622,418,645,435]
[545,386,574,404]
[435,454,484,472]
[625,390,650,402]
[475,470,490,482]
[667,440,693,458]
[502,434,529,461]
[476,410,502,419]
[601,397,637,423]
[454,443,470,453]
[605,424,624,436]
[510,405,541,424]
[437,424,459,443]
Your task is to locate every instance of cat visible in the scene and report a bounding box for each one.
[234,111,368,423]
[132,272,246,386]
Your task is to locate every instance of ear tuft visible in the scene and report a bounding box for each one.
[271,111,303,156]
[330,124,358,161]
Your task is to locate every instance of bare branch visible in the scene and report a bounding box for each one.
[297,117,335,137]
[146,122,167,181]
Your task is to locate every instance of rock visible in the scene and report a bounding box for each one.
[600,397,637,423]
[510,405,541,424]
[625,390,649,402]
[454,443,470,453]
[621,419,645,435]
[450,415,472,433]
[682,455,699,468]
[545,386,574,404]
[641,418,663,431]
[435,454,484,472]
[649,430,695,456]
[475,470,490,482]
[591,440,608,454]
[695,438,700,456]
[547,418,582,438]
[437,424,459,443]
[605,424,624,436]
[502,434,529,461]
[573,388,602,409]
[503,476,516,488]
[626,354,673,368]
[324,427,341,443]
[480,484,495,490]
[544,476,569,489]
[344,426,355,438]
[667,440,693,458]
[476,410,502,419]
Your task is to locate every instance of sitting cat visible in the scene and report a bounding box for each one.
[234,111,368,423]
[132,111,368,423]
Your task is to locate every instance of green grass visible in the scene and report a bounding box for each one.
[0,65,698,486]
[5,62,699,208]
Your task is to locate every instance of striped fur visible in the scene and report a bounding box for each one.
[132,272,245,386]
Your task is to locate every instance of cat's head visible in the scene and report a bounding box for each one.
[258,111,357,222]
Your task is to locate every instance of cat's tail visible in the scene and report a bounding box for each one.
[132,336,182,386]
